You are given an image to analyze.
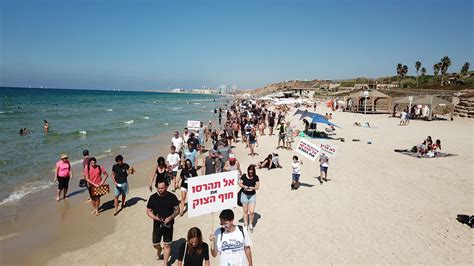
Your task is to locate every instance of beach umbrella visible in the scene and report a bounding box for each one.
[309,114,341,128]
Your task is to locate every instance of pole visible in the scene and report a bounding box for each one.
[364,96,367,114]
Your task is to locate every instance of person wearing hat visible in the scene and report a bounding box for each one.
[54,154,73,202]
[201,149,222,176]
[223,153,242,176]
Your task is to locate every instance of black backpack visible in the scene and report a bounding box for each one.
[220,225,245,242]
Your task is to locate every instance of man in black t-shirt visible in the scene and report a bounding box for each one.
[112,155,135,215]
[147,178,180,264]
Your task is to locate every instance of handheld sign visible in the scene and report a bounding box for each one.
[187,171,239,218]
[296,138,321,161]
[319,142,338,157]
[187,120,201,131]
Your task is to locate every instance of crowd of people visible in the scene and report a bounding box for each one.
[51,97,334,266]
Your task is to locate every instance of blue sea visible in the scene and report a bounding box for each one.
[0,87,226,206]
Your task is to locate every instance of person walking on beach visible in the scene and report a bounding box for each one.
[239,165,259,232]
[183,128,190,144]
[268,112,275,136]
[177,227,210,266]
[247,128,258,157]
[81,149,91,200]
[150,157,170,191]
[201,149,222,176]
[179,159,198,216]
[319,153,329,184]
[54,154,73,201]
[285,122,294,150]
[111,155,135,215]
[167,146,181,192]
[171,131,184,158]
[147,178,180,264]
[223,154,243,176]
[198,121,206,154]
[291,155,303,190]
[84,157,108,215]
[276,121,286,149]
[183,142,198,168]
[209,209,253,266]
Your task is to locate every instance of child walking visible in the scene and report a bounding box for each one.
[291,155,303,190]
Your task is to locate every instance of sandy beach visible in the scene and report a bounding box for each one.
[34,102,473,265]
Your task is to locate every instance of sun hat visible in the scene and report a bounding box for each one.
[60,154,68,159]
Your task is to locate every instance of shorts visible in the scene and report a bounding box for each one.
[153,224,173,245]
[286,136,294,143]
[114,182,129,196]
[320,166,328,174]
[233,130,239,138]
[292,173,300,182]
[240,193,256,205]
[57,177,70,190]
[279,134,286,141]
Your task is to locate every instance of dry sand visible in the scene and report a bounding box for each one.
[48,105,473,265]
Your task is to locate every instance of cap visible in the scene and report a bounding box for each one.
[60,154,69,159]
[229,154,236,160]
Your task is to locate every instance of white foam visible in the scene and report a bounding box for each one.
[124,120,134,124]
[172,107,183,110]
[104,148,112,153]
[193,103,201,105]
[0,233,18,241]
[79,130,87,135]
[120,145,128,149]
[0,182,53,206]
[143,116,149,120]
[163,123,169,126]
[0,111,13,114]
[107,109,114,112]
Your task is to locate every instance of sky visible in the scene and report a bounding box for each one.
[0,0,472,90]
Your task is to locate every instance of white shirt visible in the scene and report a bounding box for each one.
[183,133,190,143]
[166,153,180,171]
[171,136,183,151]
[215,226,252,266]
[292,162,301,174]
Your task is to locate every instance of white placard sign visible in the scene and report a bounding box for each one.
[296,138,321,161]
[319,142,338,157]
[187,120,201,131]
[187,171,239,218]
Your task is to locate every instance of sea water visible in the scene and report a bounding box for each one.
[0,87,226,206]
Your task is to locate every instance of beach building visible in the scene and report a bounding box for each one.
[343,90,393,114]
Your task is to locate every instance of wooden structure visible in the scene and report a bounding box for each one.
[344,90,392,114]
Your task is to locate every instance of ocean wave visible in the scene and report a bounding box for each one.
[0,111,14,114]
[143,116,149,120]
[107,109,114,112]
[0,181,53,206]
[0,233,18,241]
[163,123,169,126]
[193,103,201,105]
[104,148,112,153]
[172,107,183,110]
[124,120,134,124]
[79,130,87,135]
[120,145,127,149]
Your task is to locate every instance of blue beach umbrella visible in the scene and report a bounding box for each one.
[309,114,340,128]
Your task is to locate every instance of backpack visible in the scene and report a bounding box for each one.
[220,225,245,242]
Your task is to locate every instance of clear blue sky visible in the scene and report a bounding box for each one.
[1,0,472,90]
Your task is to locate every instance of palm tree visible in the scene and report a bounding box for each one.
[433,63,441,78]
[396,63,403,87]
[421,67,427,83]
[440,56,451,86]
[415,61,422,87]
[396,63,409,88]
[461,62,470,75]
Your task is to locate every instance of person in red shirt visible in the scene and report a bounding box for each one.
[84,157,108,216]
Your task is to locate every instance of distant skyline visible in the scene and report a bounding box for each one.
[1,0,472,90]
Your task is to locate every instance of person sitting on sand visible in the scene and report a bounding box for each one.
[353,122,362,127]
[257,154,274,169]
